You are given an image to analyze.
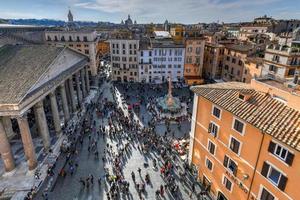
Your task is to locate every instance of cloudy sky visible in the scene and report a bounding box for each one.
[0,0,299,23]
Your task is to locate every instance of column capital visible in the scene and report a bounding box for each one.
[49,91,56,97]
[34,100,44,109]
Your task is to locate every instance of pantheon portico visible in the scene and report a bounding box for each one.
[0,44,91,172]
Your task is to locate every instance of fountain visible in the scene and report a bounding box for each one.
[157,77,182,113]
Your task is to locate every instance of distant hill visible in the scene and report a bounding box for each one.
[0,19,9,24]
[7,18,99,27]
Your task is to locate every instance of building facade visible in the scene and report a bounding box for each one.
[45,30,99,81]
[110,39,139,82]
[222,44,255,82]
[151,39,185,83]
[138,39,152,83]
[184,37,205,85]
[189,82,300,200]
[0,44,91,174]
[203,43,225,80]
[262,43,300,81]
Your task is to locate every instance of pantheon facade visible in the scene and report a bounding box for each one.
[0,44,91,172]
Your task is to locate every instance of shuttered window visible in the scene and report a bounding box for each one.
[223,155,238,176]
[268,141,294,166]
[229,137,241,155]
[208,141,216,155]
[208,122,218,137]
[261,162,288,191]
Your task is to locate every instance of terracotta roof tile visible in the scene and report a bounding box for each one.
[191,82,300,151]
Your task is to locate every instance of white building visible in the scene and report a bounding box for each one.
[138,38,185,83]
[138,39,152,83]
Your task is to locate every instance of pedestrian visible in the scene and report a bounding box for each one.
[190,182,196,197]
[138,167,141,175]
[90,174,94,184]
[79,177,85,187]
[160,184,164,196]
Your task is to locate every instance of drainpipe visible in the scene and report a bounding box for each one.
[247,131,265,200]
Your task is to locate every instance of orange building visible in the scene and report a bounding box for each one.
[184,37,205,85]
[243,57,263,83]
[189,82,300,200]
[222,44,255,82]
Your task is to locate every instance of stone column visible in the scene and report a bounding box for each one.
[2,116,15,139]
[59,83,70,122]
[85,66,90,93]
[81,69,87,98]
[49,92,61,135]
[68,77,77,112]
[34,101,50,150]
[64,81,72,112]
[75,72,83,105]
[0,119,15,172]
[17,115,37,170]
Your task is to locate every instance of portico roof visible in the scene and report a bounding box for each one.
[0,44,88,115]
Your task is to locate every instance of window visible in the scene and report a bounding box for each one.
[84,50,89,54]
[205,158,213,171]
[268,141,294,165]
[212,106,221,119]
[269,65,277,73]
[261,162,287,191]
[229,137,241,155]
[223,155,238,176]
[208,122,218,137]
[268,167,281,185]
[208,140,216,155]
[260,188,275,200]
[196,47,201,55]
[83,36,88,42]
[233,119,244,134]
[222,176,233,192]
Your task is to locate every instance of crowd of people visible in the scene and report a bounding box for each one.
[31,79,209,200]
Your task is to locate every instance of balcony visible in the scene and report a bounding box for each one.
[267,44,300,55]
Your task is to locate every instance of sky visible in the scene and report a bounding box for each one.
[0,0,299,24]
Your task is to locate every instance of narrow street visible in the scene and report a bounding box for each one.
[39,80,208,200]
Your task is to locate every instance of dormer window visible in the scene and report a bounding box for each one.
[238,92,251,101]
[238,93,245,100]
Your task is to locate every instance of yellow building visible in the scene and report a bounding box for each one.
[170,25,185,42]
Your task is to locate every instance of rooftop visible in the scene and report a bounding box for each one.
[153,31,172,39]
[225,44,253,52]
[191,82,300,151]
[0,45,87,105]
[152,39,184,48]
